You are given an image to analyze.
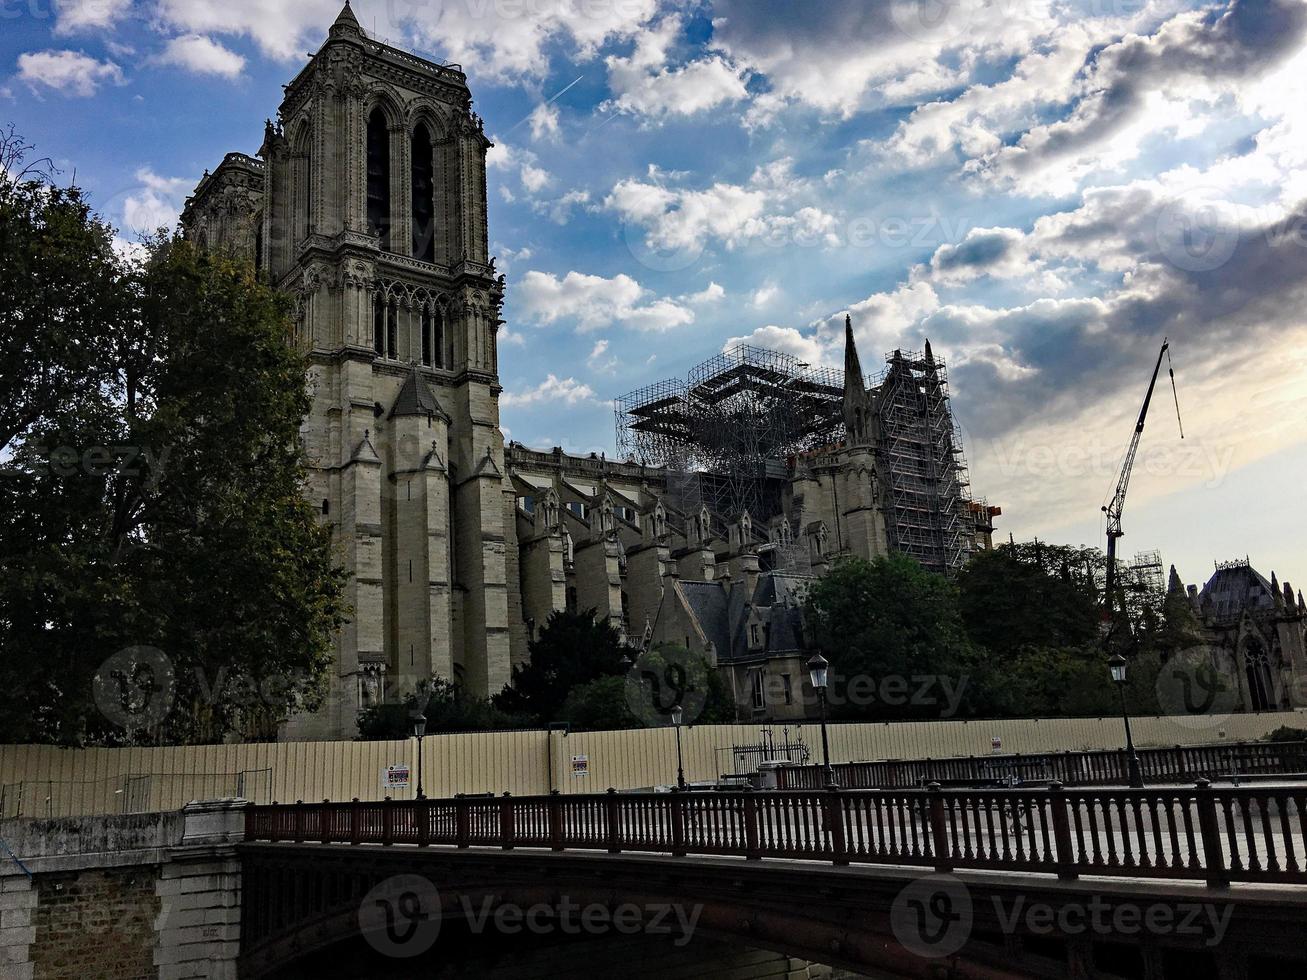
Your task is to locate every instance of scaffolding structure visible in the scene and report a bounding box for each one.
[1122,549,1166,626]
[615,345,846,520]
[874,348,973,575]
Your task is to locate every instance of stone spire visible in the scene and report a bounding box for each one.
[842,314,867,443]
[1167,564,1184,595]
[330,0,363,38]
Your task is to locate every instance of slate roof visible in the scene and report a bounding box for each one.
[390,366,449,421]
[678,572,813,664]
[1199,562,1278,625]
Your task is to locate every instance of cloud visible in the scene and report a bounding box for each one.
[586,338,617,373]
[17,50,124,97]
[684,281,725,304]
[528,101,560,140]
[500,374,597,408]
[515,269,694,332]
[155,0,658,75]
[487,135,553,196]
[603,16,747,118]
[158,35,246,78]
[533,188,589,224]
[750,282,779,308]
[119,167,190,234]
[53,0,132,35]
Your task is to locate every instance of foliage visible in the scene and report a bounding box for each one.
[0,139,346,744]
[803,554,980,720]
[558,676,642,732]
[957,544,1101,656]
[493,609,628,724]
[1262,726,1307,743]
[358,678,522,739]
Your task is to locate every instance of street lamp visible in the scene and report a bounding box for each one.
[671,703,687,791]
[806,653,837,789]
[410,705,428,800]
[1108,653,1144,788]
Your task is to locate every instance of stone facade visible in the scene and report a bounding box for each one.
[182,4,999,737]
[1171,560,1307,711]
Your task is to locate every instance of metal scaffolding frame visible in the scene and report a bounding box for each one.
[616,345,846,521]
[1123,549,1166,626]
[874,348,973,575]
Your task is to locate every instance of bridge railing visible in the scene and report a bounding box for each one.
[774,741,1307,790]
[245,781,1307,887]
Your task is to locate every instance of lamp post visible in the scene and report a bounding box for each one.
[1108,653,1144,788]
[806,653,836,789]
[409,705,428,800]
[671,704,687,791]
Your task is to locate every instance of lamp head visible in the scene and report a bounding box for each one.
[409,705,428,738]
[806,653,830,691]
[671,704,683,727]
[1108,653,1128,686]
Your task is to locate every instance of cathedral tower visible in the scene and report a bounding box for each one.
[186,4,512,736]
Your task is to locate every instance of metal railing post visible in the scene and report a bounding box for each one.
[1194,778,1229,887]
[827,787,849,867]
[416,797,430,847]
[605,788,621,854]
[349,798,360,845]
[549,790,564,852]
[926,782,952,872]
[743,788,761,860]
[455,794,470,849]
[671,791,687,857]
[500,792,515,850]
[1047,781,1078,879]
[320,800,332,845]
[381,796,394,845]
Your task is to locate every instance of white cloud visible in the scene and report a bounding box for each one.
[723,324,827,366]
[586,338,617,373]
[53,0,132,35]
[155,0,658,76]
[750,282,779,308]
[520,164,552,193]
[158,35,246,78]
[528,101,560,140]
[533,189,589,225]
[515,269,694,332]
[684,281,725,304]
[488,135,552,197]
[17,50,124,97]
[120,167,190,234]
[501,374,597,408]
[603,17,747,118]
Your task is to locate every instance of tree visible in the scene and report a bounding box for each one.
[0,143,346,744]
[358,678,521,739]
[803,555,980,720]
[493,609,627,724]
[957,544,1100,657]
[558,676,642,732]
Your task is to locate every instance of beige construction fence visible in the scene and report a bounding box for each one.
[2,709,1303,818]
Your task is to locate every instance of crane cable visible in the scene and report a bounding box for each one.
[1165,342,1184,439]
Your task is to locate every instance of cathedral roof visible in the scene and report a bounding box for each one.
[1198,561,1278,625]
[332,1,361,33]
[389,365,449,421]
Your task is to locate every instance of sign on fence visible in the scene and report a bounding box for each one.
[381,765,411,790]
[571,755,589,778]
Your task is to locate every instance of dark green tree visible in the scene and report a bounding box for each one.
[957,545,1101,657]
[0,142,346,744]
[493,609,627,723]
[803,554,980,720]
[358,678,522,739]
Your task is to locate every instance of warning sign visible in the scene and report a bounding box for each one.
[381,765,411,790]
[570,754,589,777]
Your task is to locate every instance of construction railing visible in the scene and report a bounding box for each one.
[245,781,1307,887]
[774,741,1307,790]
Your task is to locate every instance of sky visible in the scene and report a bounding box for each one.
[4,0,1307,590]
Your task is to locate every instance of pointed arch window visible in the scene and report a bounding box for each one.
[421,308,433,366]
[373,292,385,355]
[366,108,391,249]
[292,125,312,244]
[411,123,435,263]
[387,299,398,359]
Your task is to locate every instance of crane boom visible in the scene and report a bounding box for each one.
[1101,339,1182,635]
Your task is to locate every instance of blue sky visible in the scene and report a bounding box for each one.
[5,0,1307,590]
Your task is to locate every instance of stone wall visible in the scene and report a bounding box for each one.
[31,867,157,979]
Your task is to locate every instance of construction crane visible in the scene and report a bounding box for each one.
[1102,338,1184,638]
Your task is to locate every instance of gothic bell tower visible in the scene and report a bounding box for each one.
[253,3,511,737]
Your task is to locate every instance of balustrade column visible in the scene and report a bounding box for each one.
[1194,778,1229,887]
[926,783,951,872]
